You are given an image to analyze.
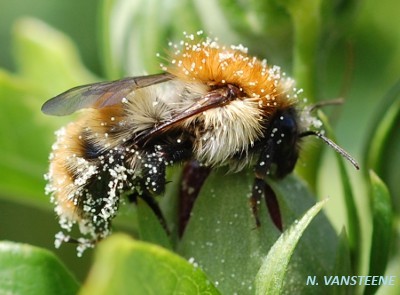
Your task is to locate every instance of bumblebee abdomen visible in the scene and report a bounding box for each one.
[45,117,137,239]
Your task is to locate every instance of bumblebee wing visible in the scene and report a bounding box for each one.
[41,73,174,116]
[135,87,234,145]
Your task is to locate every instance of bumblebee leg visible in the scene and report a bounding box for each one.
[251,134,283,229]
[250,178,264,228]
[136,144,192,234]
[134,149,169,232]
[140,190,170,234]
[127,189,170,234]
[250,178,283,231]
[250,135,275,227]
[262,181,282,231]
[178,161,211,236]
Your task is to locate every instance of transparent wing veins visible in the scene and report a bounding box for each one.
[41,73,175,116]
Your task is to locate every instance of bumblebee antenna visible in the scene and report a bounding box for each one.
[307,98,344,112]
[300,130,360,170]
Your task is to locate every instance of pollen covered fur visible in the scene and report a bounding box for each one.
[45,115,139,255]
[43,33,311,254]
[164,35,298,167]
[165,35,295,111]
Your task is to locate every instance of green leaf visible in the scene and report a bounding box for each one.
[333,229,352,277]
[178,169,280,294]
[159,165,184,245]
[336,156,360,270]
[178,169,339,294]
[365,171,393,295]
[216,0,292,45]
[364,81,400,213]
[376,249,400,295]
[276,0,322,101]
[0,18,96,207]
[0,70,55,206]
[0,241,79,295]
[79,234,219,295]
[136,198,172,250]
[13,18,96,95]
[319,110,360,270]
[332,229,353,295]
[101,0,202,78]
[277,0,324,188]
[267,176,343,294]
[255,198,328,295]
[366,96,400,173]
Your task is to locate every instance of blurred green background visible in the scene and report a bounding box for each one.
[0,0,399,292]
[0,0,101,279]
[0,0,101,74]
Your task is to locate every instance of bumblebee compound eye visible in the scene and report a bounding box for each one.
[254,107,300,179]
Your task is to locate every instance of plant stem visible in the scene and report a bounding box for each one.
[279,0,322,188]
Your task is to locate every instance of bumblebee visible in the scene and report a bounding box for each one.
[42,35,358,250]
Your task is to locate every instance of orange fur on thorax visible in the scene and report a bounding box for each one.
[166,41,293,110]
